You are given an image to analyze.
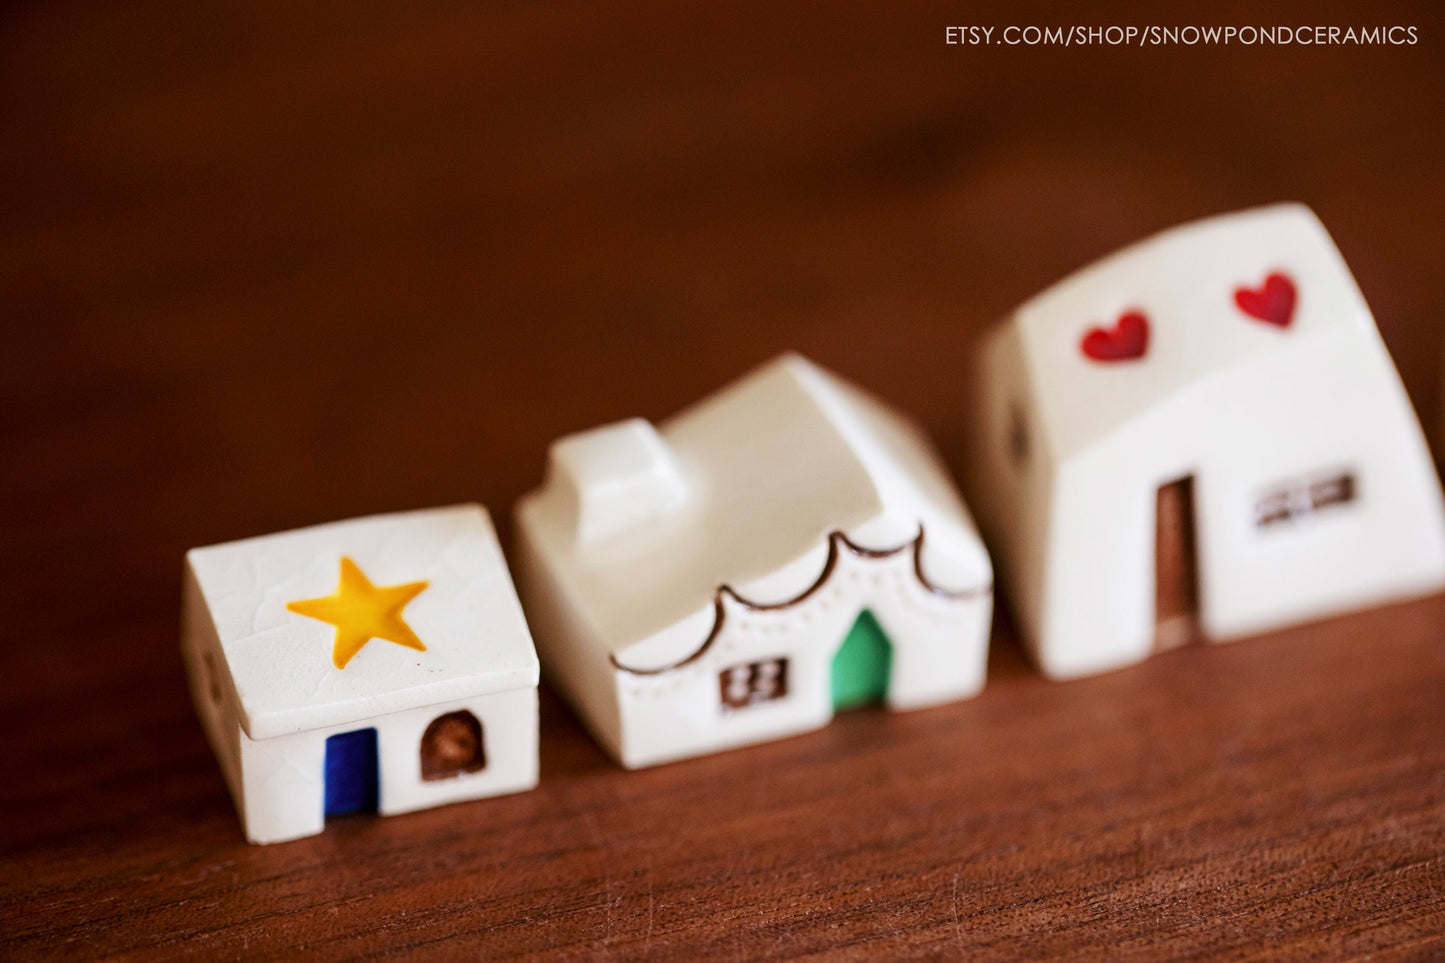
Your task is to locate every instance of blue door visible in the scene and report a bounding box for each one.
[325,728,379,817]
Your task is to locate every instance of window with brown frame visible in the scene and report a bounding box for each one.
[1254,471,1357,529]
[719,658,788,710]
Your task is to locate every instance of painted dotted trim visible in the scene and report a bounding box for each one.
[609,526,990,677]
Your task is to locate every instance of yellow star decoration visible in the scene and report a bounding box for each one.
[287,557,430,669]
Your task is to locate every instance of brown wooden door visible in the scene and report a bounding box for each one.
[1154,476,1200,652]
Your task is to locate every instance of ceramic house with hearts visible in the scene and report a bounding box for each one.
[968,203,1445,680]
[514,353,993,769]
[181,504,540,844]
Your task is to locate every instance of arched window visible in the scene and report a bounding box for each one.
[420,710,486,781]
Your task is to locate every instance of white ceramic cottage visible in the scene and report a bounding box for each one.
[515,354,993,769]
[182,504,540,844]
[970,203,1445,680]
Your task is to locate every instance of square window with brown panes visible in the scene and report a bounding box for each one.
[719,658,788,710]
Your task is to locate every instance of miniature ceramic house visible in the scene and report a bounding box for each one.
[182,505,539,844]
[969,203,1445,680]
[514,354,993,769]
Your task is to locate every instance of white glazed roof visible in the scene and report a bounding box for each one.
[520,354,992,658]
[187,504,539,740]
[1008,204,1376,462]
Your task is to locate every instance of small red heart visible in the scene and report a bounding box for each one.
[1234,272,1296,328]
[1080,311,1149,362]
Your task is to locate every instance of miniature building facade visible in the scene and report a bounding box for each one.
[970,204,1445,680]
[515,354,993,769]
[182,505,540,844]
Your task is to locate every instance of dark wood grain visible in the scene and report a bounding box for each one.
[3,1,1444,958]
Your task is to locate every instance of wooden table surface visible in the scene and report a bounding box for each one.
[4,2,1444,958]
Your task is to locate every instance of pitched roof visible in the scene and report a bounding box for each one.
[1001,204,1379,461]
[518,354,991,659]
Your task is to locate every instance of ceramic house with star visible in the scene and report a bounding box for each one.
[514,353,993,770]
[181,504,540,844]
[968,203,1445,681]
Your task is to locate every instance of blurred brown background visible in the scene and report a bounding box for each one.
[3,1,1444,958]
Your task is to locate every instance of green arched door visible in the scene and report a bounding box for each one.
[831,609,892,710]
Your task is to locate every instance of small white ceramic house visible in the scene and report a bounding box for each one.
[970,203,1445,680]
[181,504,540,844]
[514,353,993,769]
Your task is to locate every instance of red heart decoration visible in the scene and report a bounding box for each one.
[1234,272,1296,328]
[1080,311,1149,362]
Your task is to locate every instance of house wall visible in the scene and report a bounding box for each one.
[1194,330,1445,638]
[969,321,1055,665]
[180,568,244,813]
[1033,327,1445,678]
[232,689,538,845]
[612,543,991,769]
[510,520,628,761]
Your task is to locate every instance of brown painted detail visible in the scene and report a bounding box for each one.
[1256,471,1357,528]
[1310,474,1355,510]
[201,650,223,706]
[1007,402,1029,467]
[609,526,992,676]
[1154,476,1201,653]
[719,658,789,709]
[420,710,486,781]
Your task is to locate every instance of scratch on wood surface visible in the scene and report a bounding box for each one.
[582,810,614,957]
[645,853,655,952]
[952,873,963,951]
